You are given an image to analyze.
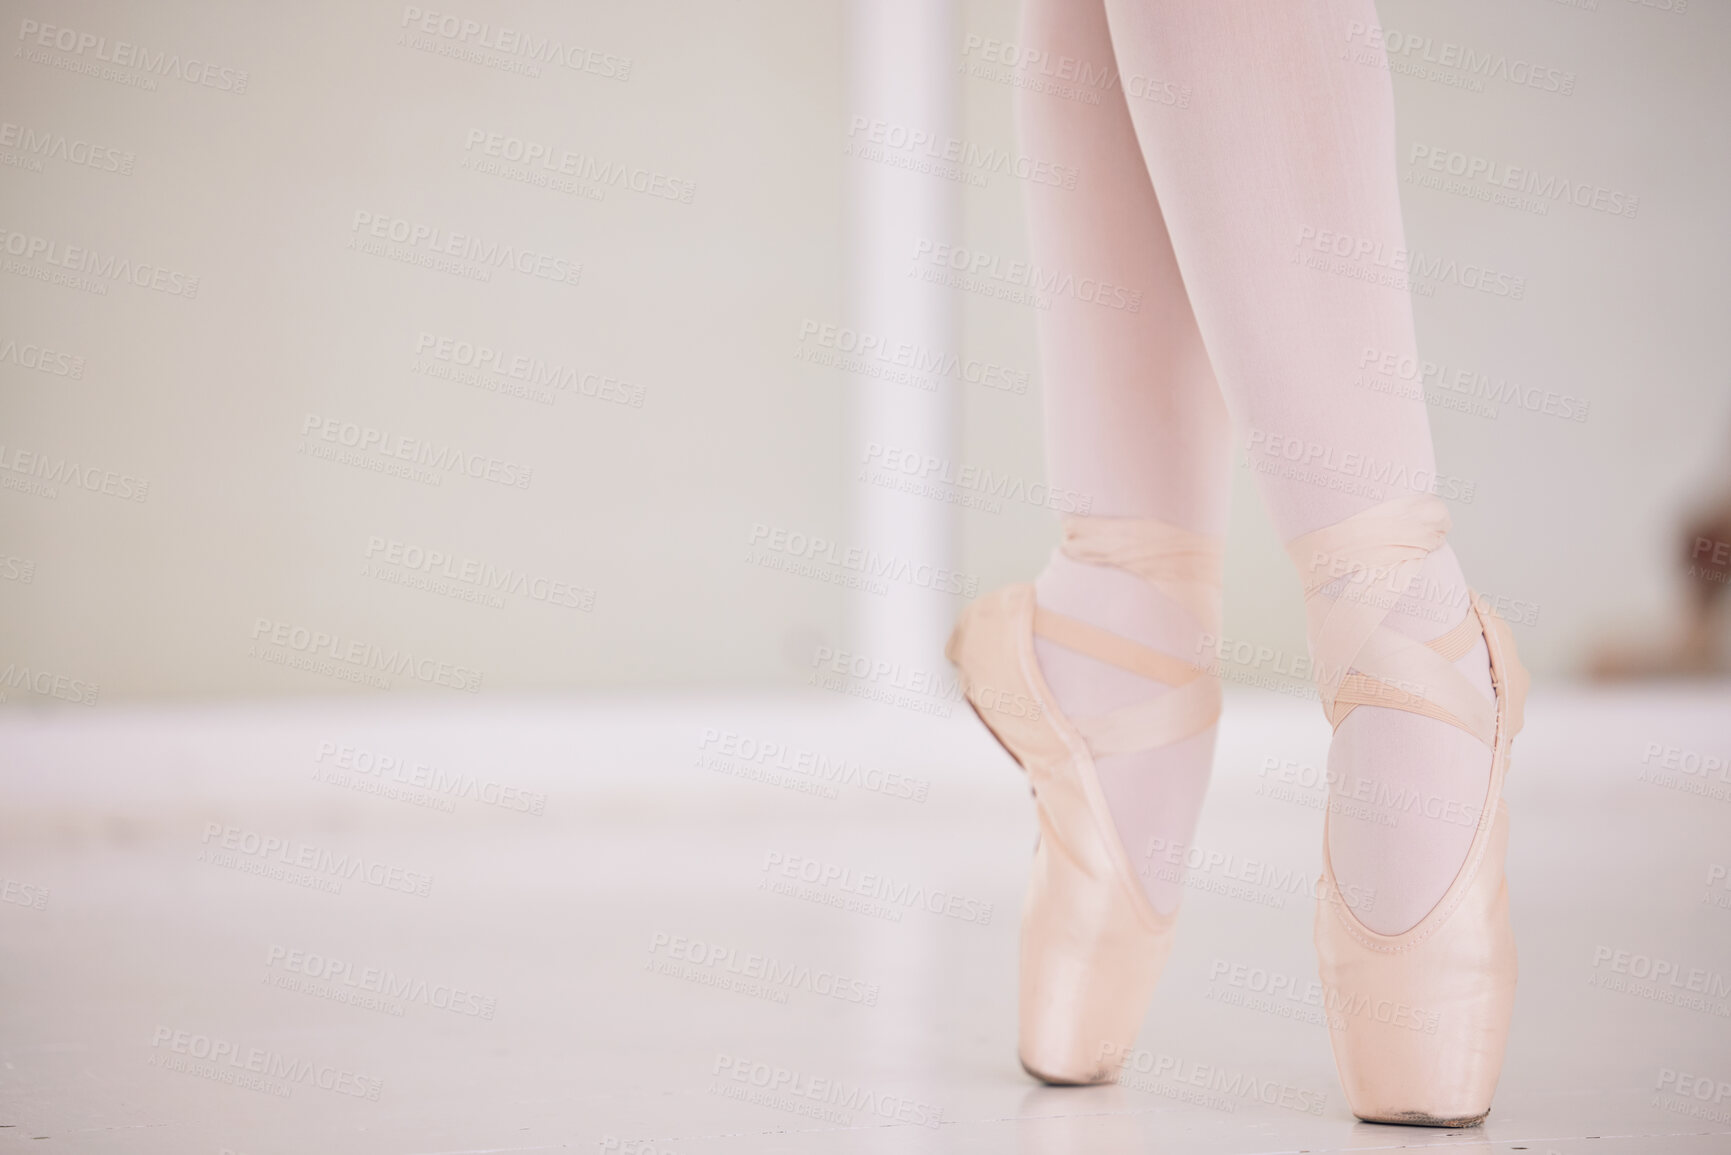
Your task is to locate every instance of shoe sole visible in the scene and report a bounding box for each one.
[1019,1056,1113,1087]
[1355,1109,1490,1128]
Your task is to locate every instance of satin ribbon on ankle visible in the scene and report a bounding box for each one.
[1034,516,1224,758]
[1283,494,1495,744]
[1060,515,1223,634]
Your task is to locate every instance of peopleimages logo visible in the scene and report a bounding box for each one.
[149,1027,382,1100]
[0,877,49,910]
[911,239,1143,312]
[1358,346,1589,423]
[462,129,695,203]
[1657,1068,1731,1107]
[1407,144,1638,218]
[698,727,931,803]
[1344,21,1577,94]
[1206,958,1439,1034]
[349,211,582,286]
[0,120,134,174]
[0,335,85,377]
[1244,428,1477,503]
[0,226,200,296]
[862,442,1090,514]
[1293,226,1526,299]
[300,413,533,489]
[1143,836,1382,913]
[959,35,1117,91]
[413,331,644,408]
[0,443,150,501]
[797,319,1029,394]
[748,523,979,597]
[364,535,594,611]
[398,6,632,79]
[17,19,250,92]
[710,1053,943,1129]
[1638,740,1731,803]
[0,661,98,706]
[1098,1042,1329,1116]
[1257,758,1482,830]
[249,617,484,693]
[759,850,994,926]
[846,115,1078,189]
[1590,945,1731,1004]
[200,823,436,897]
[264,945,497,1018]
[314,740,547,814]
[648,932,881,1006]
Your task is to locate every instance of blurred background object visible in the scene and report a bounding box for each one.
[1589,423,1731,679]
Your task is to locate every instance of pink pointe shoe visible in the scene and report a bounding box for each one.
[1287,495,1530,1126]
[946,517,1222,1084]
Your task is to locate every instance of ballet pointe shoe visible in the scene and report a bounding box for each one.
[946,518,1223,1085]
[1288,496,1529,1126]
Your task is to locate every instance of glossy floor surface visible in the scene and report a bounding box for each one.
[1,685,1728,1153]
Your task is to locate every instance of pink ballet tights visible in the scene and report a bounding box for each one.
[1015,0,1493,932]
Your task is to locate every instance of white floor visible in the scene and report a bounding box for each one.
[1,685,1728,1153]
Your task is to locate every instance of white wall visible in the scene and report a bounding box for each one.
[1,0,1726,703]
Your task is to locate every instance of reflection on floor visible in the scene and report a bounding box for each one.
[0,684,1727,1153]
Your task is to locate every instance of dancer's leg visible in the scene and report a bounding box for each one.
[1016,0,1232,917]
[1099,0,1493,933]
